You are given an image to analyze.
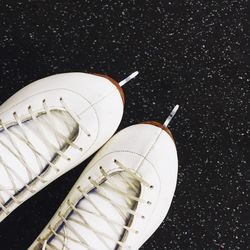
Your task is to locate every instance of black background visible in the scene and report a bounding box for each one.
[0,1,249,249]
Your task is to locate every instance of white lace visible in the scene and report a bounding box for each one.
[40,159,153,250]
[0,98,89,215]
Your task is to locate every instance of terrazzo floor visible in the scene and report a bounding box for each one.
[0,1,249,249]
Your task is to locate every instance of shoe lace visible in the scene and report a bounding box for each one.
[41,159,153,250]
[0,97,90,215]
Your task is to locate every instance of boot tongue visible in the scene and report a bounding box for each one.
[0,110,78,204]
[50,172,140,250]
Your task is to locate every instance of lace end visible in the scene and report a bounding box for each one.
[164,105,179,127]
[119,71,139,87]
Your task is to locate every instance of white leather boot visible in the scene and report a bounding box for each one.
[30,105,179,250]
[0,71,138,222]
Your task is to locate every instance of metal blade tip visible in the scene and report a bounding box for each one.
[164,104,180,127]
[119,71,139,86]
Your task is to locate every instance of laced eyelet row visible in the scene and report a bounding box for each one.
[10,98,88,154]
[0,97,91,218]
[87,162,153,233]
[113,158,154,204]
[40,159,153,249]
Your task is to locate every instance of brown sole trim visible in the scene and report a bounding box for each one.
[93,74,125,105]
[142,121,175,143]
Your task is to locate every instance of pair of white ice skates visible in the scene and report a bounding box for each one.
[0,71,178,250]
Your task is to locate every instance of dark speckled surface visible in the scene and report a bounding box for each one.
[0,1,249,249]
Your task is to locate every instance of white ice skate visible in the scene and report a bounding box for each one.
[0,71,138,222]
[30,105,179,250]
